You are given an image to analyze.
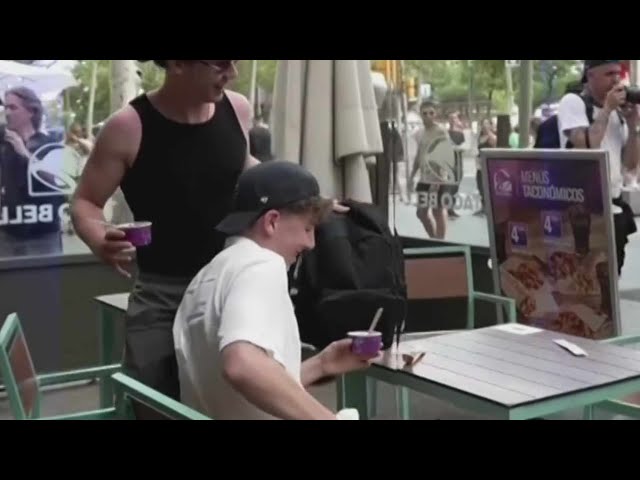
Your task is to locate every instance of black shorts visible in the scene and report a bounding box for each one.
[123,273,189,419]
[416,182,446,209]
[613,197,637,275]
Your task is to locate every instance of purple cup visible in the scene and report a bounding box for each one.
[348,331,382,357]
[118,221,152,247]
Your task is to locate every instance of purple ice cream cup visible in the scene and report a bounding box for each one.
[118,221,152,247]
[348,331,382,357]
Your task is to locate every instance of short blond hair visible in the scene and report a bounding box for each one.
[279,196,334,226]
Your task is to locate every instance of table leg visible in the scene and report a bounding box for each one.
[396,386,411,420]
[99,307,116,408]
[583,405,594,420]
[336,372,369,420]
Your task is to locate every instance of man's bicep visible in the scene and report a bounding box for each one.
[565,127,588,148]
[221,340,279,370]
[225,90,259,171]
[73,110,138,208]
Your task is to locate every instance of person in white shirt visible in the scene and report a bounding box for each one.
[173,161,378,420]
[410,100,452,239]
[557,60,639,274]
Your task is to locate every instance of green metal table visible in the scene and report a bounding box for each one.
[95,293,129,408]
[338,325,640,420]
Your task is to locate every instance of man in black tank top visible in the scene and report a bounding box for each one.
[71,60,260,419]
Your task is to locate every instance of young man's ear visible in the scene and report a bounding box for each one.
[262,210,281,235]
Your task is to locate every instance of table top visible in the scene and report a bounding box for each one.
[95,293,129,312]
[377,325,640,409]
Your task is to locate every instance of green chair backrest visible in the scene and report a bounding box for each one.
[0,313,210,421]
[111,373,212,420]
[0,313,41,419]
[405,253,470,300]
[402,246,474,332]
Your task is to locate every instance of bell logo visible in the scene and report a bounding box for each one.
[28,142,81,198]
[493,169,513,197]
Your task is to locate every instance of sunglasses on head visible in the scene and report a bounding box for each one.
[198,60,238,71]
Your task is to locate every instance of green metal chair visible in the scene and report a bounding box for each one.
[367,246,516,420]
[0,312,210,420]
[583,334,640,420]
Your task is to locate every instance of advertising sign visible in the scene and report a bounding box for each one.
[480,149,620,339]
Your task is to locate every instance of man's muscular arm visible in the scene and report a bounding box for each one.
[226,90,261,170]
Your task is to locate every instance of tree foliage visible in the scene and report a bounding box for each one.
[404,60,582,112]
[63,60,279,128]
[231,60,278,97]
[66,60,113,128]
[59,59,583,130]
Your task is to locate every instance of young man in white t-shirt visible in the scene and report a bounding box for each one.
[557,60,639,274]
[173,161,377,420]
[410,100,451,239]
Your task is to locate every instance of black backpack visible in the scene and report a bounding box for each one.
[533,114,563,148]
[289,199,407,350]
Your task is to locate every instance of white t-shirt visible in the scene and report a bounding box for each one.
[173,236,302,420]
[413,125,452,183]
[557,93,628,200]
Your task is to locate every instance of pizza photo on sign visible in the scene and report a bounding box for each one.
[500,254,557,319]
[548,304,612,339]
[548,250,601,296]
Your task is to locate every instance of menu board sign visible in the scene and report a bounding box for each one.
[480,149,620,339]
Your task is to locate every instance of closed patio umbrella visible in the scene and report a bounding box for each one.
[270,60,383,202]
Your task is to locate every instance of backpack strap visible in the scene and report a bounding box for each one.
[581,94,594,149]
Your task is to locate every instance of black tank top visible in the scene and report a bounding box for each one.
[121,94,246,277]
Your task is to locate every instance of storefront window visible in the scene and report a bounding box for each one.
[0,60,129,261]
[0,59,271,262]
[0,59,581,261]
[387,59,583,249]
[389,107,490,248]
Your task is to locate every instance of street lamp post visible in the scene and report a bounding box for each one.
[518,60,533,148]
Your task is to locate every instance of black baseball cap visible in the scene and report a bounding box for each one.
[216,161,324,235]
[581,60,621,83]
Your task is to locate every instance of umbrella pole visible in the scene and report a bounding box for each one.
[398,60,411,205]
[518,60,533,148]
[85,60,98,137]
[249,60,258,116]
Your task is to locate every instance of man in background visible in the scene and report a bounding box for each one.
[0,86,64,256]
[410,100,450,239]
[557,60,639,274]
[249,115,273,162]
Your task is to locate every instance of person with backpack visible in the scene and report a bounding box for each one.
[556,60,639,274]
[173,161,377,420]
